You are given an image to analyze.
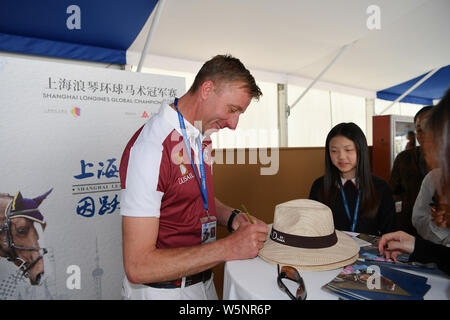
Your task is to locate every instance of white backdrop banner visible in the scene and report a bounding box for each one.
[0,56,185,299]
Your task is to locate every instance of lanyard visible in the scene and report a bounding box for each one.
[173,98,209,215]
[338,180,361,232]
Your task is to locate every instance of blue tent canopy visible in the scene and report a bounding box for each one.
[376,65,450,105]
[1,0,448,101]
[0,0,158,65]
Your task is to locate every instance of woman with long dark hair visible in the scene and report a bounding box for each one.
[309,122,396,235]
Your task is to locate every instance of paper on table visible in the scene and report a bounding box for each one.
[342,231,372,247]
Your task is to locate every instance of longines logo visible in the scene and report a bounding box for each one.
[271,230,285,243]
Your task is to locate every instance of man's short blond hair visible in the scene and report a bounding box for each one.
[189,54,262,100]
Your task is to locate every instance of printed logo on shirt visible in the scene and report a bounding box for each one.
[173,151,195,185]
[178,172,194,185]
[174,151,190,176]
[180,163,188,175]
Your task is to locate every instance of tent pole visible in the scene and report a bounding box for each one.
[136,0,166,73]
[379,67,441,114]
[289,41,354,112]
[277,83,288,147]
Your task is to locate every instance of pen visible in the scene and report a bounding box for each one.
[241,204,254,224]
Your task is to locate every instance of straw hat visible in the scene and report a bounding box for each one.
[259,199,359,271]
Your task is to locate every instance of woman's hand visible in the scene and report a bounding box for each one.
[378,231,416,262]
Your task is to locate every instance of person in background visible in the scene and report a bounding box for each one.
[389,106,433,236]
[412,168,450,245]
[309,122,396,235]
[405,130,416,150]
[119,54,269,300]
[379,87,450,275]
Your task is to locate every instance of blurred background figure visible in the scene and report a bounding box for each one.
[379,87,450,275]
[389,106,433,236]
[412,168,450,245]
[420,89,450,231]
[405,130,416,150]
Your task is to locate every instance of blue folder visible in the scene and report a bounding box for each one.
[334,262,431,300]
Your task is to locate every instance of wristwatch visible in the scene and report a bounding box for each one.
[227,209,241,233]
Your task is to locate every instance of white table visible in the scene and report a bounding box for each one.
[223,256,450,300]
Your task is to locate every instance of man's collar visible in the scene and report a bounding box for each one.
[161,101,203,141]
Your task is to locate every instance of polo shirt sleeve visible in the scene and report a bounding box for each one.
[120,140,165,218]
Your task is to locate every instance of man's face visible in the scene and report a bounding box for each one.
[419,113,438,169]
[415,112,430,146]
[422,130,438,169]
[201,81,252,135]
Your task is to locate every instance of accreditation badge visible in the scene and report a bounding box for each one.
[200,215,217,244]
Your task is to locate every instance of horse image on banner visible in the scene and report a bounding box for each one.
[0,55,184,299]
[0,189,52,285]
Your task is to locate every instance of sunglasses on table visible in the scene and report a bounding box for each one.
[277,265,307,300]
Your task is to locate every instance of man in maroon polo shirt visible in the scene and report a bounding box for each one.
[119,54,269,300]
